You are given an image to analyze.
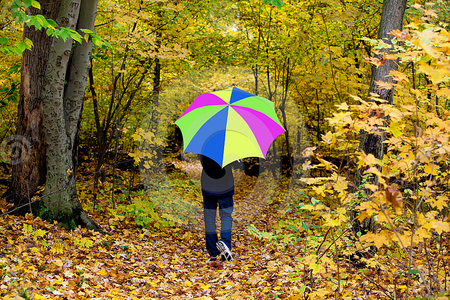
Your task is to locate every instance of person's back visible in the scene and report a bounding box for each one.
[200,155,234,197]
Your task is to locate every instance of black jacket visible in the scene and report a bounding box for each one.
[199,155,235,197]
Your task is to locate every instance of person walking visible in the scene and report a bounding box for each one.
[199,155,235,262]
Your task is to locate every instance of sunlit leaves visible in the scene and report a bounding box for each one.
[293,6,450,297]
[1,0,97,57]
[263,0,285,9]
[418,62,450,84]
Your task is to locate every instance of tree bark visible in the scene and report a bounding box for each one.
[41,0,101,231]
[7,0,61,210]
[352,0,407,236]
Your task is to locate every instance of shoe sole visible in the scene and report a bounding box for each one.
[217,241,233,261]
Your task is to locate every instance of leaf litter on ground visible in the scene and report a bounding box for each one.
[0,158,445,299]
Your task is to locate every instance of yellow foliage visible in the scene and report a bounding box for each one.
[360,231,391,248]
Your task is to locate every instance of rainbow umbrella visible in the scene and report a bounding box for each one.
[175,87,285,167]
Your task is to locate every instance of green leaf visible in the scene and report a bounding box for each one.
[46,19,58,27]
[263,0,285,9]
[302,222,308,231]
[24,38,33,48]
[28,18,42,30]
[36,15,47,26]
[59,29,70,41]
[298,285,307,295]
[24,0,32,7]
[80,29,94,34]
[31,0,41,9]
[7,95,18,103]
[0,37,9,45]
[16,42,29,52]
[311,197,320,205]
[46,27,55,36]
[11,0,22,11]
[390,121,402,137]
[69,29,82,43]
[45,286,55,292]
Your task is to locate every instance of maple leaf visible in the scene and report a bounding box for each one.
[360,231,390,248]
[376,80,395,89]
[301,147,316,158]
[323,214,340,227]
[333,177,348,193]
[364,56,387,67]
[431,195,448,210]
[424,8,438,18]
[389,29,411,41]
[430,220,450,234]
[419,62,450,84]
[335,102,349,110]
[321,131,334,145]
[364,183,378,192]
[302,160,311,171]
[423,163,438,175]
[389,70,410,82]
[363,166,382,178]
[357,152,378,168]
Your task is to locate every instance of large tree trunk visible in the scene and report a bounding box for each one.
[41,0,101,230]
[7,0,61,210]
[352,0,407,236]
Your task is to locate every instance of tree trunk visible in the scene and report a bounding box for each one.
[41,0,101,231]
[7,0,61,210]
[352,0,407,236]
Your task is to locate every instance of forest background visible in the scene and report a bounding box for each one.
[1,0,450,299]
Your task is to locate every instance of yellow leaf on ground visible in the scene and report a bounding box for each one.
[98,269,108,276]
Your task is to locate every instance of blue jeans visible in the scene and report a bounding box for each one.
[203,195,233,257]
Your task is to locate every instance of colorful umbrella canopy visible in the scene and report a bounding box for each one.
[175,87,285,167]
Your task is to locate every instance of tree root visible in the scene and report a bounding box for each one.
[79,210,109,235]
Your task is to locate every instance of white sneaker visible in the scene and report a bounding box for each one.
[216,241,233,261]
[206,256,218,263]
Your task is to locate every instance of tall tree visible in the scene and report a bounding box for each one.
[352,0,408,235]
[40,0,100,230]
[7,0,61,210]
